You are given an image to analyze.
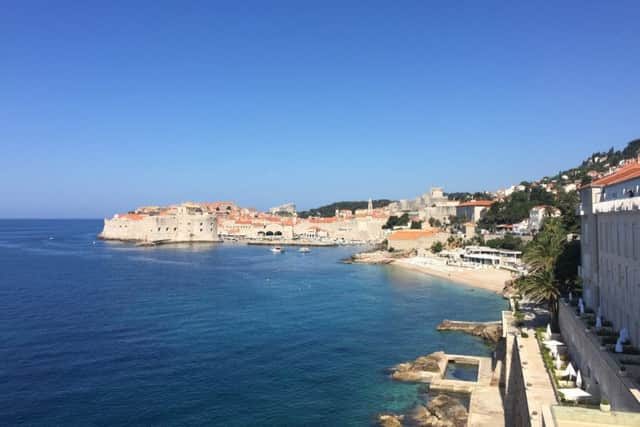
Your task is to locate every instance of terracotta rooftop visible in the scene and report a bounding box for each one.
[586,162,640,188]
[117,213,145,221]
[388,229,438,240]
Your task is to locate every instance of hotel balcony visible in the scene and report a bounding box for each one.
[593,196,640,214]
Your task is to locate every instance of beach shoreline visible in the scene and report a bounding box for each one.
[390,258,513,295]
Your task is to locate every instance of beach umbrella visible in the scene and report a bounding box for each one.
[620,327,630,343]
[596,316,602,329]
[555,353,562,370]
[576,370,583,388]
[550,345,557,357]
[563,363,576,380]
[546,324,552,340]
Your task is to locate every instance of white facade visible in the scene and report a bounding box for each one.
[580,172,640,348]
[100,205,219,243]
[528,205,560,233]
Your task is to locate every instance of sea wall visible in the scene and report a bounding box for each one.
[558,302,640,411]
[100,213,219,243]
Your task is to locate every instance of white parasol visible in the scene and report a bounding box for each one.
[563,362,576,379]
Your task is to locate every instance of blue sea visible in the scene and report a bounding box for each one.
[0,220,507,426]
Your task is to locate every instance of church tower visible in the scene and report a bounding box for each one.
[367,198,373,216]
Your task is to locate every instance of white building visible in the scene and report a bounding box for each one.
[100,203,219,243]
[580,162,640,348]
[528,205,561,233]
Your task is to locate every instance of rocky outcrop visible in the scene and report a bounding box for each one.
[437,319,503,343]
[343,249,414,264]
[501,279,517,298]
[378,413,404,427]
[377,394,468,427]
[389,351,447,382]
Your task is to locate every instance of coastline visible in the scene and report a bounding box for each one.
[390,258,513,295]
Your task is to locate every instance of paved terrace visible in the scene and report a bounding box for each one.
[518,327,558,426]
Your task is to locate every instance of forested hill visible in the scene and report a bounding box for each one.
[478,138,640,233]
[297,200,394,218]
[550,138,640,186]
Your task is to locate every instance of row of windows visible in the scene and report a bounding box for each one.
[151,226,214,232]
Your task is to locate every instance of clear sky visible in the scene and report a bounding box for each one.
[2,1,639,218]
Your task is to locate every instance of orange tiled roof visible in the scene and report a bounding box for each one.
[587,162,640,188]
[309,217,337,223]
[388,229,438,240]
[118,213,145,221]
[457,200,494,207]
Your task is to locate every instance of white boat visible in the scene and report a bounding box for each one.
[270,246,284,253]
[298,247,311,253]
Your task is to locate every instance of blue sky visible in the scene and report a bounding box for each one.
[2,1,639,218]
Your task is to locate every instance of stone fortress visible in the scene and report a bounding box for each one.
[99,203,219,243]
[387,187,460,224]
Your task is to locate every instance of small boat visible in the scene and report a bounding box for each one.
[298,247,311,253]
[270,246,284,253]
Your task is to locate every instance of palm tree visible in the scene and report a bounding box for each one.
[517,218,572,324]
[517,269,561,316]
[523,219,566,272]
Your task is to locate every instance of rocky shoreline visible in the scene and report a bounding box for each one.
[378,394,468,427]
[379,351,469,427]
[342,249,413,264]
[436,320,503,343]
[388,351,447,382]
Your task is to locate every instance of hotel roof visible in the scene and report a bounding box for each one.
[585,162,640,188]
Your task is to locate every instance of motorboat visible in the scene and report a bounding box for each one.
[298,247,311,253]
[270,246,284,253]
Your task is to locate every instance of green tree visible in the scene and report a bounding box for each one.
[410,221,423,229]
[431,241,443,253]
[485,234,525,252]
[517,218,580,324]
[383,213,410,229]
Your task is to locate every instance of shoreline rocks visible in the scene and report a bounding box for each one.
[389,351,447,382]
[377,394,468,427]
[437,320,502,343]
[342,249,414,265]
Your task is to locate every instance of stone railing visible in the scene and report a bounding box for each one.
[593,196,640,214]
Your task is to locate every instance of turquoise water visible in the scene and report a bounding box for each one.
[0,220,507,426]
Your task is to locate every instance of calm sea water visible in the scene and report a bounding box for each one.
[0,220,507,426]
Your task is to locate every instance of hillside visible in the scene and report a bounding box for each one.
[478,138,639,233]
[297,200,394,218]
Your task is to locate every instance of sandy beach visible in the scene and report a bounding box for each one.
[392,257,513,294]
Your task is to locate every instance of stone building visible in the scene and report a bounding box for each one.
[456,200,494,223]
[580,162,640,347]
[386,229,445,251]
[528,205,561,233]
[100,203,219,243]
